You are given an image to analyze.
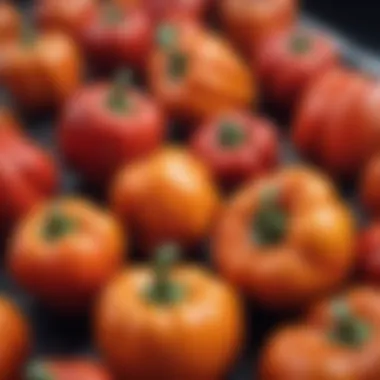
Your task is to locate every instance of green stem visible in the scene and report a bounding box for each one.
[167,51,188,80]
[42,206,76,242]
[252,187,287,246]
[26,361,53,380]
[218,121,246,148]
[103,2,123,25]
[329,299,371,348]
[156,24,188,80]
[107,69,131,114]
[144,244,186,306]
[156,24,178,51]
[289,33,312,54]
[21,22,36,47]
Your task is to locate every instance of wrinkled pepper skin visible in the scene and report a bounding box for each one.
[213,167,355,309]
[149,21,254,120]
[8,198,125,312]
[95,257,243,380]
[260,287,380,380]
[190,110,279,186]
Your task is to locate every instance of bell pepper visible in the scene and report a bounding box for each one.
[110,147,220,251]
[149,21,254,120]
[261,287,380,379]
[190,110,279,186]
[8,198,125,312]
[59,69,166,185]
[213,167,355,309]
[293,68,379,177]
[255,29,339,108]
[78,2,153,70]
[95,244,243,380]
[0,27,82,111]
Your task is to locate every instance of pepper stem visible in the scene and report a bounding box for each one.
[25,361,53,380]
[252,187,287,246]
[156,24,178,51]
[21,21,36,47]
[144,243,186,305]
[156,24,188,80]
[43,205,76,242]
[289,34,312,54]
[167,51,188,80]
[103,2,123,25]
[107,69,131,114]
[218,120,246,148]
[329,299,371,348]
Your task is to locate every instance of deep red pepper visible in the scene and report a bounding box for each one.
[190,110,279,186]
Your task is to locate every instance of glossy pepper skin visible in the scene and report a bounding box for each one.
[35,0,96,39]
[0,109,57,228]
[0,2,20,44]
[78,3,153,71]
[116,0,211,23]
[144,0,211,22]
[190,110,279,186]
[357,223,380,285]
[95,245,243,380]
[0,30,82,112]
[8,198,125,312]
[260,287,380,380]
[220,0,298,54]
[255,29,339,108]
[59,70,165,185]
[110,147,220,251]
[212,167,355,309]
[25,359,112,380]
[360,155,380,216]
[0,297,30,380]
[149,21,254,120]
[293,68,380,178]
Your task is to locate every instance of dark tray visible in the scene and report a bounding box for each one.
[3,1,379,379]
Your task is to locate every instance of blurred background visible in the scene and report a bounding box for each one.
[304,0,379,51]
[5,1,380,379]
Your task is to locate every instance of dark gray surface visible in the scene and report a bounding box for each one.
[2,1,378,379]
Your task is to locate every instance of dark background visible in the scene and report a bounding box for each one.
[5,1,380,379]
[304,0,380,51]
[302,0,380,78]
